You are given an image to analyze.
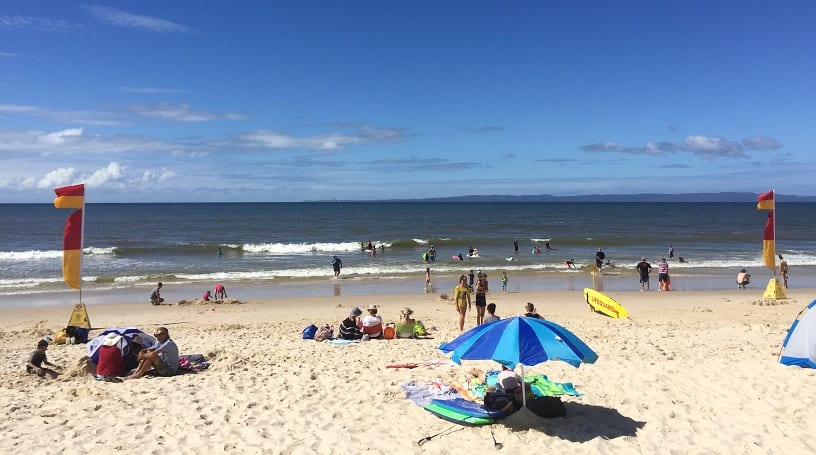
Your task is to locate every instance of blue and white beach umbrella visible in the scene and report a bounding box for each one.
[86,327,156,363]
[439,316,598,409]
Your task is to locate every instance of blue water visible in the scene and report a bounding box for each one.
[1,202,813,307]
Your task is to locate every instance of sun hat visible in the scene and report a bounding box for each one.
[102,333,123,346]
[366,304,378,311]
[350,306,363,317]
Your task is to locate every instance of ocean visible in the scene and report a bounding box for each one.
[2,202,814,308]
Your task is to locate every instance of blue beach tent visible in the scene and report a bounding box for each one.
[779,300,816,368]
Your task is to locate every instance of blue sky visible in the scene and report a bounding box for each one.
[1,1,814,202]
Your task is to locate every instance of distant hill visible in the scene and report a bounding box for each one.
[377,192,816,203]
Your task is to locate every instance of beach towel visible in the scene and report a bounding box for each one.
[524,374,583,397]
[401,380,460,407]
[328,339,358,346]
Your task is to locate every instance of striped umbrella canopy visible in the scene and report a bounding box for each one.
[439,316,598,369]
[440,316,598,410]
[86,327,156,363]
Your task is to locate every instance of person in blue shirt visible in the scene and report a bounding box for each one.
[124,327,179,379]
[331,256,343,277]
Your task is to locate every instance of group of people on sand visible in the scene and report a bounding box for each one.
[201,284,228,302]
[338,304,428,340]
[26,327,180,382]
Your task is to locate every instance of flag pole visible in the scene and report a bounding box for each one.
[772,189,777,282]
[79,189,86,303]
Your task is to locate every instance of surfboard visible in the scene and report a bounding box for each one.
[583,288,629,319]
[423,398,505,425]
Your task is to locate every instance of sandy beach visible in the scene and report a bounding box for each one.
[2,287,816,454]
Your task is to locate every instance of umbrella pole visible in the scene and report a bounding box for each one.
[521,365,527,409]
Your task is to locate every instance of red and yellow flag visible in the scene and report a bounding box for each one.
[757,190,774,210]
[54,184,85,289]
[762,210,775,271]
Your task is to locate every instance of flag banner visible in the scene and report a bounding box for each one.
[762,210,775,270]
[54,184,85,289]
[54,183,85,209]
[757,190,774,210]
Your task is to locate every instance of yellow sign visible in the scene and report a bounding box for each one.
[762,278,787,300]
[67,302,91,329]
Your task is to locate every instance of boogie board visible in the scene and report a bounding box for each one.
[423,398,506,426]
[583,288,629,319]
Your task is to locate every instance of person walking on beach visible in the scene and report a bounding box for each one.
[425,267,432,291]
[779,255,789,288]
[595,248,606,268]
[331,255,343,277]
[513,239,518,253]
[475,272,488,325]
[636,257,652,291]
[501,272,508,293]
[668,245,674,259]
[468,270,475,291]
[657,258,670,291]
[454,275,472,332]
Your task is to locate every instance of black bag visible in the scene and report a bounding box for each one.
[484,391,519,415]
[526,396,566,418]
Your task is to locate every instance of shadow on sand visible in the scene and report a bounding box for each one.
[501,402,645,442]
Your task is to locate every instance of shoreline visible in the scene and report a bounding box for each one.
[8,269,807,309]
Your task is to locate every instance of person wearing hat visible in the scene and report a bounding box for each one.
[396,307,417,338]
[361,304,383,339]
[339,307,363,340]
[96,333,125,380]
[636,257,652,291]
[26,339,60,379]
[125,327,179,379]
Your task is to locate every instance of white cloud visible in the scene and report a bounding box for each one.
[42,128,83,145]
[141,168,176,182]
[84,6,190,33]
[0,104,126,126]
[118,86,186,94]
[130,103,245,122]
[0,15,80,31]
[238,125,410,151]
[37,167,77,189]
[683,136,745,158]
[0,51,17,57]
[86,162,125,186]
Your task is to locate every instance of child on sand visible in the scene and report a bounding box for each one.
[26,340,60,378]
[501,272,508,293]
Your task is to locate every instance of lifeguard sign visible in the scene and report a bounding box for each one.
[67,302,91,329]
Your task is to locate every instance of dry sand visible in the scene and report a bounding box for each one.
[2,287,815,454]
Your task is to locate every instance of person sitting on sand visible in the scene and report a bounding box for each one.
[96,333,125,381]
[361,304,383,338]
[737,269,751,289]
[339,307,363,340]
[150,282,165,305]
[484,303,500,324]
[125,327,179,380]
[396,307,418,338]
[26,339,60,379]
[524,302,542,319]
[122,334,146,371]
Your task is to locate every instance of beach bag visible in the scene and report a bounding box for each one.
[526,396,566,418]
[414,321,428,337]
[484,391,518,415]
[313,325,333,342]
[302,324,318,340]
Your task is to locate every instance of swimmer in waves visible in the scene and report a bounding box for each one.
[564,259,576,269]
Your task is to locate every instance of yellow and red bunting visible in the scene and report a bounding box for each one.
[762,210,775,271]
[54,183,85,209]
[756,190,774,211]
